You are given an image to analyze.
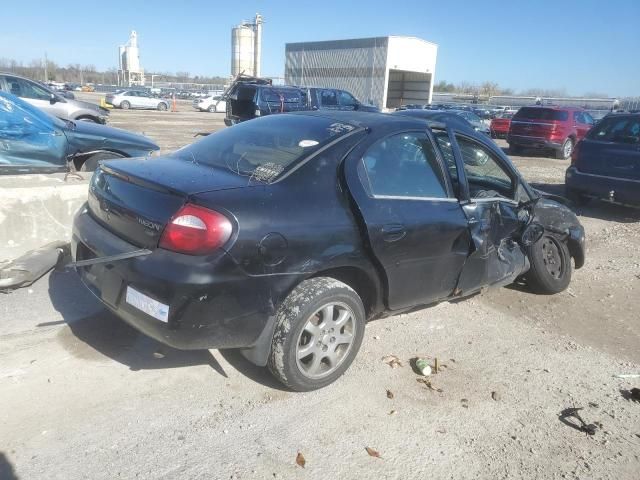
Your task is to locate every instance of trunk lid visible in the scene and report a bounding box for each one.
[87,156,251,248]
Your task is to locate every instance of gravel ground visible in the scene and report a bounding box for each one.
[1,97,639,479]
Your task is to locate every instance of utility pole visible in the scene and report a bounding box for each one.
[44,52,48,82]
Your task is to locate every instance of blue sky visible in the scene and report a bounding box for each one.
[1,0,638,96]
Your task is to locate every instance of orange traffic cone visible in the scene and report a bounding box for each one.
[171,94,177,112]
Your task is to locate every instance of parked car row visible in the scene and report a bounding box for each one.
[397,103,518,119]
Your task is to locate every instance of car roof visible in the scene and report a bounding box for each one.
[290,110,478,135]
[521,105,583,112]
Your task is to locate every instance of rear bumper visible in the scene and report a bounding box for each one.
[565,166,640,206]
[508,135,562,150]
[71,206,280,350]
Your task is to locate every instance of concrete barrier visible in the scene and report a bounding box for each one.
[0,173,91,262]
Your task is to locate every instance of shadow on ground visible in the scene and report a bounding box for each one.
[47,269,225,375]
[46,269,285,389]
[0,452,18,480]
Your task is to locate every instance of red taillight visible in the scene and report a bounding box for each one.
[159,204,232,255]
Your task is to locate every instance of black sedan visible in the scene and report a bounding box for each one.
[0,91,159,174]
[71,111,585,391]
[566,113,640,206]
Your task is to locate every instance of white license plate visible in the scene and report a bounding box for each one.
[125,286,169,322]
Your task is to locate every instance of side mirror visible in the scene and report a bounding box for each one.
[520,222,545,247]
[49,93,58,105]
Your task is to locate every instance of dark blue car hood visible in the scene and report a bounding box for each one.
[64,121,159,156]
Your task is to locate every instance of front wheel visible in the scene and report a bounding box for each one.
[120,101,130,110]
[157,102,168,111]
[207,105,216,113]
[525,235,572,294]
[268,277,366,391]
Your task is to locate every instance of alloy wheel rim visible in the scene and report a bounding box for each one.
[564,140,573,158]
[541,237,563,279]
[295,302,356,379]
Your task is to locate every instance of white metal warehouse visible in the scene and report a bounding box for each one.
[285,36,438,110]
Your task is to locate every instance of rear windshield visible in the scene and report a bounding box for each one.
[587,115,640,143]
[514,107,568,121]
[261,88,306,104]
[173,115,358,182]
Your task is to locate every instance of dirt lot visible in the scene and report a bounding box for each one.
[1,96,639,479]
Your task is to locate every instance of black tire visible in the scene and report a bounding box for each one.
[525,235,572,294]
[268,277,366,391]
[509,144,522,155]
[157,102,168,111]
[79,152,125,172]
[120,101,130,110]
[207,104,216,113]
[556,138,574,159]
[76,116,100,123]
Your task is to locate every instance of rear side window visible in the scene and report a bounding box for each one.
[320,90,338,106]
[588,116,640,144]
[261,89,304,103]
[361,132,449,199]
[514,107,568,121]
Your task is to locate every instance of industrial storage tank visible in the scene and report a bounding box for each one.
[231,24,256,77]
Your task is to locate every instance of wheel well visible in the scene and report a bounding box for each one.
[310,266,380,319]
[72,149,128,170]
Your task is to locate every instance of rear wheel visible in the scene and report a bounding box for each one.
[207,104,216,113]
[525,234,572,294]
[79,152,125,172]
[157,102,168,111]
[556,138,573,159]
[120,101,130,110]
[268,277,366,391]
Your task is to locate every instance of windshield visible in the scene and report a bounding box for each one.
[514,107,568,121]
[0,92,66,130]
[173,114,358,182]
[587,115,640,143]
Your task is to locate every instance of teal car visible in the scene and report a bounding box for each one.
[0,91,159,174]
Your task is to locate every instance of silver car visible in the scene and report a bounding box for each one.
[0,72,109,124]
[106,90,169,111]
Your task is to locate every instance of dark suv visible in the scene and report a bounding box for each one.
[508,106,595,159]
[225,84,309,126]
[566,113,640,206]
[224,83,377,126]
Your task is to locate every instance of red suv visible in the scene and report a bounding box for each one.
[507,106,595,159]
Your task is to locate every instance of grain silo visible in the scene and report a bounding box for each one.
[118,30,145,86]
[231,14,263,78]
